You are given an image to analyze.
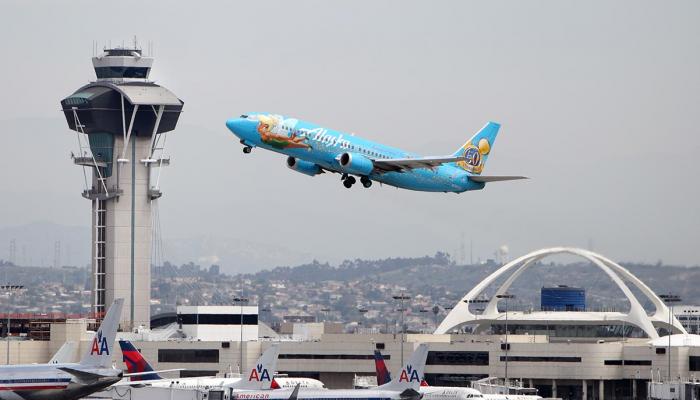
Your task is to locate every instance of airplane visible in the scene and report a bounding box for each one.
[221,344,429,400]
[373,351,541,400]
[225,113,526,192]
[111,342,323,391]
[0,299,124,400]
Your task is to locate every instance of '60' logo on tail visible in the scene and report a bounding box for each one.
[90,332,110,355]
[398,365,420,382]
[248,364,271,381]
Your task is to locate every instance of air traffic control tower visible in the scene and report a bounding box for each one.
[60,46,183,330]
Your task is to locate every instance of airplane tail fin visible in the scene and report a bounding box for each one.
[377,344,428,391]
[374,350,391,386]
[79,298,124,368]
[452,122,500,175]
[49,341,78,364]
[119,340,162,381]
[233,345,279,390]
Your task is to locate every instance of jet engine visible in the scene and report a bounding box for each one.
[338,152,373,176]
[287,157,322,176]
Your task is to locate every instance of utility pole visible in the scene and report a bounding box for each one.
[233,294,249,374]
[497,293,515,388]
[660,294,681,385]
[393,292,411,366]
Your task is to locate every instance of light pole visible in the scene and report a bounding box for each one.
[0,285,24,365]
[393,292,411,366]
[660,294,681,384]
[496,293,515,388]
[233,296,249,374]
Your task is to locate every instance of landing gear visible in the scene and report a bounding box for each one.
[360,176,372,188]
[242,146,252,154]
[343,176,356,188]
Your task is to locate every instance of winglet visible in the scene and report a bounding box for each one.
[79,298,124,368]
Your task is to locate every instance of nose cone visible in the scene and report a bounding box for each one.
[226,118,246,135]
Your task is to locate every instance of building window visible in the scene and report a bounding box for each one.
[179,314,258,325]
[180,370,219,378]
[158,349,219,363]
[500,356,581,362]
[279,354,387,360]
[690,356,700,371]
[604,360,651,366]
[375,343,385,350]
[427,351,489,366]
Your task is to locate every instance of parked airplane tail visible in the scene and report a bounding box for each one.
[49,341,78,364]
[374,350,391,385]
[452,122,500,175]
[377,344,428,391]
[234,345,279,390]
[79,298,124,368]
[119,340,162,381]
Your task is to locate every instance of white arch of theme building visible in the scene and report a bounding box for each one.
[434,247,686,339]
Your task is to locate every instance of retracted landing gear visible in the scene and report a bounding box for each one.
[342,176,356,188]
[360,176,372,188]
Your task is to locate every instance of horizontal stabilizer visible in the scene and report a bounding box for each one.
[469,175,528,183]
[58,367,106,385]
[123,369,184,378]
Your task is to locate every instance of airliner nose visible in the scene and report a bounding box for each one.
[226,118,244,134]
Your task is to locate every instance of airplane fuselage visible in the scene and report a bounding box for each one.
[0,363,120,400]
[226,114,485,193]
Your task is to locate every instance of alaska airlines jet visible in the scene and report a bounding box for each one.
[0,299,124,400]
[226,114,526,192]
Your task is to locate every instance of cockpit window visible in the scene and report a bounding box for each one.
[240,114,248,118]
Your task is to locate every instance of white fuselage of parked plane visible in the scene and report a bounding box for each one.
[0,363,121,400]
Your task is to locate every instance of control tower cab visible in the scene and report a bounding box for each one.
[60,45,183,330]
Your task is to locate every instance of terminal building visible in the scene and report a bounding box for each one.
[5,248,700,400]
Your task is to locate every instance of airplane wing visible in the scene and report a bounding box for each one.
[469,175,528,182]
[58,367,107,384]
[372,156,467,172]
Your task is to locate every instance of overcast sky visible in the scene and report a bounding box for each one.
[1,1,698,270]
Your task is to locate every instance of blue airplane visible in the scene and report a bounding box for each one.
[225,113,526,192]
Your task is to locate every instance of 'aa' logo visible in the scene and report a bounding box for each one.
[90,332,110,356]
[398,365,420,382]
[248,364,271,381]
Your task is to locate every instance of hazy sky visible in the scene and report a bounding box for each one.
[1,1,699,270]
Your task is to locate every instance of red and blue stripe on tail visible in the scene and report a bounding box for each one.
[119,340,163,381]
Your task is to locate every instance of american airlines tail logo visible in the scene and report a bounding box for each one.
[398,365,420,382]
[90,331,110,355]
[248,364,271,381]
